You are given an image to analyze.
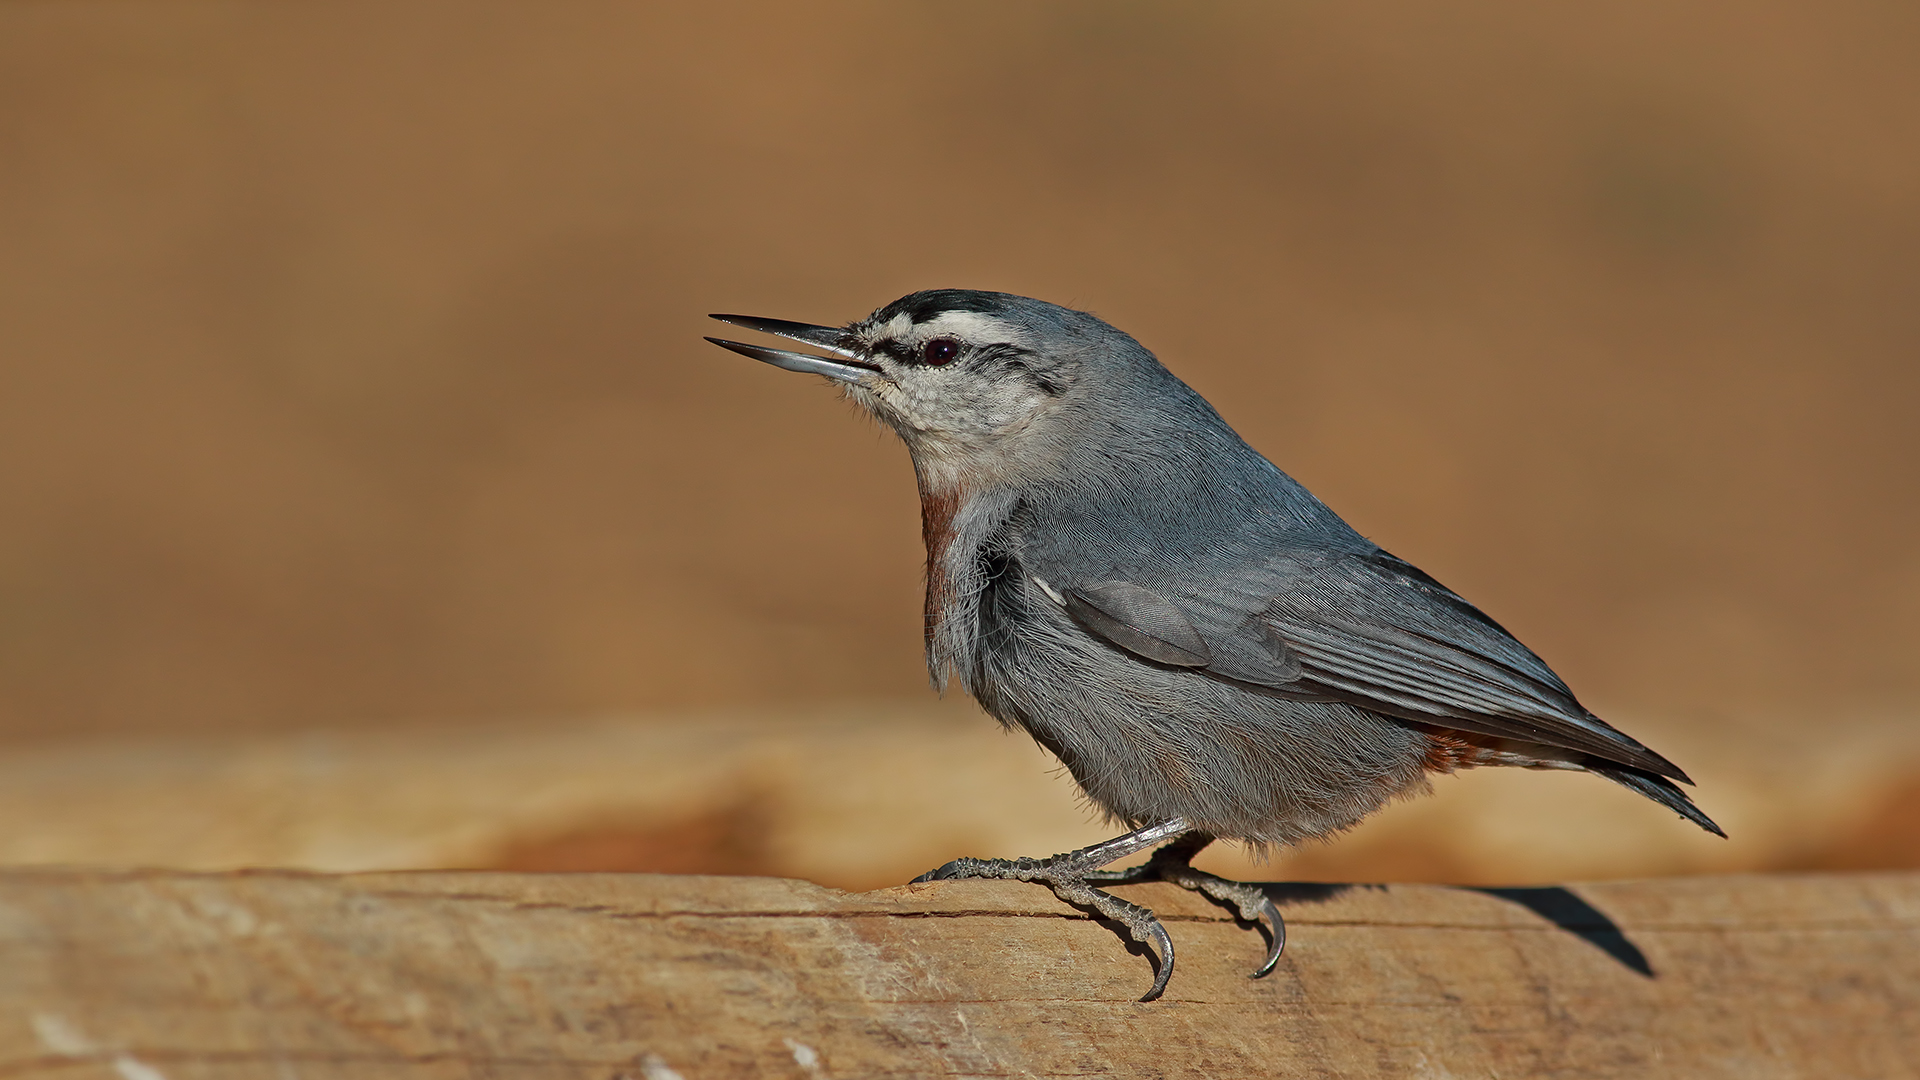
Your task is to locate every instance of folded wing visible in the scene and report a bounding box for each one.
[1042,546,1689,783]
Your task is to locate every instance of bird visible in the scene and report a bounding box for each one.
[704,289,1723,1002]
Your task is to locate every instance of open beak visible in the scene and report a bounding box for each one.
[705,314,878,384]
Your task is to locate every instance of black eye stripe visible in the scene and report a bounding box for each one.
[870,336,1034,368]
[871,341,918,364]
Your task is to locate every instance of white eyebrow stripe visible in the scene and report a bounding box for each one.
[919,310,1019,344]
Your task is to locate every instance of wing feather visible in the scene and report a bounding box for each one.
[1040,544,1690,783]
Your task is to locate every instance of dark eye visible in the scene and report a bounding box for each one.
[922,337,961,366]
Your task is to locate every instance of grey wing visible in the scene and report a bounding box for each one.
[1043,547,1689,784]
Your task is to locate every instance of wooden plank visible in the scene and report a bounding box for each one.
[0,870,1914,1078]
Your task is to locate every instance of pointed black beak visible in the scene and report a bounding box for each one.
[705,313,878,383]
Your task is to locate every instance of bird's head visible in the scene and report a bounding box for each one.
[708,290,1118,492]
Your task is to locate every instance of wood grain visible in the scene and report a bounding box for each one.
[1,870,1914,1078]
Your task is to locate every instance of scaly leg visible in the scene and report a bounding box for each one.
[912,818,1192,1001]
[1085,831,1285,979]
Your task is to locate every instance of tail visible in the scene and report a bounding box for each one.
[1588,762,1727,838]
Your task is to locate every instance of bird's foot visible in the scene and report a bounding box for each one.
[911,819,1190,1001]
[1084,833,1285,979]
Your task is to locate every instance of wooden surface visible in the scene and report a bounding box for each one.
[1,870,1914,1079]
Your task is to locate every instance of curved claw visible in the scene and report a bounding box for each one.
[1138,918,1176,1002]
[1251,894,1286,979]
[911,860,964,884]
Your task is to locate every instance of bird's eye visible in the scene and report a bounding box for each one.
[921,337,961,366]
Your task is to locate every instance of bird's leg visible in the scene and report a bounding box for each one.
[1085,831,1285,980]
[912,818,1192,1001]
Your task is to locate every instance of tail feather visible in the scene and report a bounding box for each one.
[1588,762,1727,838]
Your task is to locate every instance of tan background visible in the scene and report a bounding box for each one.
[0,1,1915,885]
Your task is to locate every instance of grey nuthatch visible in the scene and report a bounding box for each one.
[706,290,1722,1001]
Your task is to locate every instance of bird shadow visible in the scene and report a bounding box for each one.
[1261,882,1366,906]
[1232,881,1652,979]
[1464,885,1654,977]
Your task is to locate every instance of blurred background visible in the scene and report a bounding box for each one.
[0,0,1915,889]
